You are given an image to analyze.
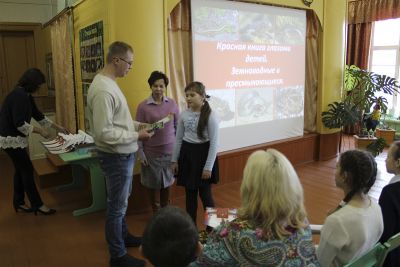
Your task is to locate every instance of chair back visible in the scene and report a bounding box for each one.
[343,243,387,267]
[384,232,400,253]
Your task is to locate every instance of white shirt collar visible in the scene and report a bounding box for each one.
[146,95,169,104]
[389,174,400,184]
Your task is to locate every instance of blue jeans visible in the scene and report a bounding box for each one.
[97,151,135,258]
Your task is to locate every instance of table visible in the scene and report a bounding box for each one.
[58,149,106,216]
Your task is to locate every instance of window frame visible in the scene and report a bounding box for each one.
[368,19,400,115]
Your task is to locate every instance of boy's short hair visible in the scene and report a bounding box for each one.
[142,206,199,267]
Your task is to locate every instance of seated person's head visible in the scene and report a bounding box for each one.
[386,142,400,174]
[335,150,377,204]
[141,206,200,267]
[239,149,306,238]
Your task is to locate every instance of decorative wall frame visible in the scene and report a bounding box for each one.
[45,53,55,93]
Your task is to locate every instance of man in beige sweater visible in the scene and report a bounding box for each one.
[87,41,152,267]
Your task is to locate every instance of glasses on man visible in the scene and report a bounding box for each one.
[115,57,133,66]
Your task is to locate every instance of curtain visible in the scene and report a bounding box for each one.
[346,0,400,68]
[168,0,192,111]
[346,22,372,69]
[168,0,319,132]
[348,0,400,24]
[50,11,77,133]
[304,10,321,133]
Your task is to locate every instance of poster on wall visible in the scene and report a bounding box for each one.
[79,21,104,132]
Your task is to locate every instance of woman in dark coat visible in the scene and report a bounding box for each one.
[0,68,67,215]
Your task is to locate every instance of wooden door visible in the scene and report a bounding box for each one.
[0,31,36,105]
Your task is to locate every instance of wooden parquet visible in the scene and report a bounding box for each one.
[0,135,393,267]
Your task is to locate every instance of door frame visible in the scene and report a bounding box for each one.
[0,22,47,96]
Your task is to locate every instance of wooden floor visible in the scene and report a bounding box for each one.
[0,135,393,267]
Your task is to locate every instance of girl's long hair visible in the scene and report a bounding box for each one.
[184,81,211,139]
[330,150,377,214]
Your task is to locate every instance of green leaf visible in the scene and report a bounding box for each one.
[366,137,386,157]
[321,101,360,129]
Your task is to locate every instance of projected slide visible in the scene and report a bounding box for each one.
[191,0,306,152]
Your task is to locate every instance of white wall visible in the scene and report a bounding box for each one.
[0,0,58,24]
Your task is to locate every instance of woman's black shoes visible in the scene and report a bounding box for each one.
[13,204,56,215]
[34,206,56,216]
[14,205,33,213]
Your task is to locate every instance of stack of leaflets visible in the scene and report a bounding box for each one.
[41,130,94,154]
[204,207,237,228]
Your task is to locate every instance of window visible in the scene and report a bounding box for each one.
[369,18,400,116]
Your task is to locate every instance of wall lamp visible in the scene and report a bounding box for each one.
[302,0,313,7]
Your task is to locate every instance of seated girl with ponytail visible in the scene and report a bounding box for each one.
[317,150,384,267]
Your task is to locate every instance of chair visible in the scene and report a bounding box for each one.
[382,232,400,266]
[309,224,322,235]
[383,232,400,254]
[343,243,387,267]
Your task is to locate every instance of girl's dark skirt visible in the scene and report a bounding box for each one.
[176,140,219,190]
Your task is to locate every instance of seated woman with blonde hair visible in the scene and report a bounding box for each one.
[190,149,319,266]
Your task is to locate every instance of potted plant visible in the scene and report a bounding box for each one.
[322,65,399,156]
[375,112,396,146]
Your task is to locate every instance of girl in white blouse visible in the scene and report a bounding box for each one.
[317,149,383,267]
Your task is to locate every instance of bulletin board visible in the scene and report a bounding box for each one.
[79,21,104,132]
